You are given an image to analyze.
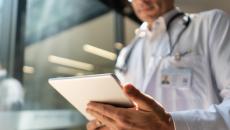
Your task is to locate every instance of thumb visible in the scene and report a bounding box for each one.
[123,84,162,112]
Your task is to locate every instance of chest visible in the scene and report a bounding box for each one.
[126,21,211,89]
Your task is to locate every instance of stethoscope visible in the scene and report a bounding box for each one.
[116,12,191,74]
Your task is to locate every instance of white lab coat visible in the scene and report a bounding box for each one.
[115,9,230,130]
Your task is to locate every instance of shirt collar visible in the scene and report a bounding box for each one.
[136,8,181,36]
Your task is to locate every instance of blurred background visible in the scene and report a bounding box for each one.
[0,0,229,129]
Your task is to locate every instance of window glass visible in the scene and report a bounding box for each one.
[0,0,8,69]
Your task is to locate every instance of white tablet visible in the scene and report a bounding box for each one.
[48,73,133,120]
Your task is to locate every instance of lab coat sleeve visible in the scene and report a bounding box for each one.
[171,10,230,130]
[114,47,129,84]
[171,99,230,130]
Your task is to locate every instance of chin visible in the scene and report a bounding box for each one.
[139,11,158,18]
[140,15,156,22]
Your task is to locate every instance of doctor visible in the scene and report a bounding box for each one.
[86,0,230,129]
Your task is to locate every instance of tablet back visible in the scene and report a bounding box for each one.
[49,74,132,120]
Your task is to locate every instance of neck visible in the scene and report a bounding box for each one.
[147,21,154,31]
[146,6,175,31]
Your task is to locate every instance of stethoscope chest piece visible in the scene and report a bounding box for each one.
[174,49,192,62]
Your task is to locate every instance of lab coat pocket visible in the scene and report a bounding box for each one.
[169,52,205,90]
[161,52,204,87]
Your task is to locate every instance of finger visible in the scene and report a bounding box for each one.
[97,126,110,130]
[98,126,110,130]
[87,120,100,130]
[96,126,108,130]
[87,120,107,130]
[87,102,122,120]
[87,108,116,129]
[123,84,163,112]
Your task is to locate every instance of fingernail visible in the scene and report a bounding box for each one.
[86,108,90,113]
[125,84,133,94]
[96,120,103,127]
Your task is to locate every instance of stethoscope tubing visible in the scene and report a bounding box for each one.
[116,12,191,73]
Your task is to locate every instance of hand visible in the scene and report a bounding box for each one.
[87,120,110,130]
[86,84,175,130]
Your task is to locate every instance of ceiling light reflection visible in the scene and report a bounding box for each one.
[23,66,34,74]
[48,55,94,71]
[83,44,117,61]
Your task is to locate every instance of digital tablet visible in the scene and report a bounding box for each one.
[48,73,133,120]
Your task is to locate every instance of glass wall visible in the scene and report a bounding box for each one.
[0,0,14,73]
[22,0,122,129]
[0,0,139,129]
[0,0,6,70]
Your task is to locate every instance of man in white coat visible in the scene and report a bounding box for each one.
[86,0,230,129]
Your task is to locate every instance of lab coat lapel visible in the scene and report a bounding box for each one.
[142,33,171,93]
[120,37,146,91]
[134,39,146,91]
[142,57,161,93]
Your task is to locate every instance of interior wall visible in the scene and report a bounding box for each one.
[176,0,230,13]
